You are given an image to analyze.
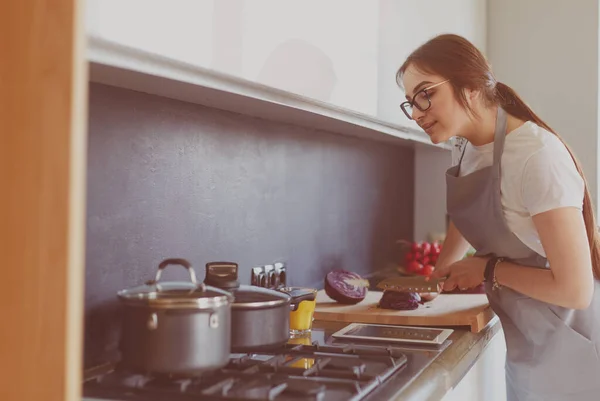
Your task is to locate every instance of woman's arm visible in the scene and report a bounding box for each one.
[494,206,594,309]
[432,220,472,276]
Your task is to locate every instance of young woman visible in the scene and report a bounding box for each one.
[397,34,600,401]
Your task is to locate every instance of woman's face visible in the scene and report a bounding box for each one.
[402,64,473,144]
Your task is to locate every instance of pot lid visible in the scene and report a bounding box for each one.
[118,281,233,308]
[228,284,291,308]
[117,258,234,309]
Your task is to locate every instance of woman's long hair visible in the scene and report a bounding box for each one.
[397,33,600,279]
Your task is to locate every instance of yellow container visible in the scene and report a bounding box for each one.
[290,297,316,332]
[280,287,318,335]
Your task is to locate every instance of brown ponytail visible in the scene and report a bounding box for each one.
[495,82,600,279]
[397,34,600,279]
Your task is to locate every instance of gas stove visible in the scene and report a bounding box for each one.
[83,326,449,401]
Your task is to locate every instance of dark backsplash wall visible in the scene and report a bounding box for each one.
[84,82,414,367]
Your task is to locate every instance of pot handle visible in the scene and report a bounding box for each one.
[147,310,220,330]
[164,308,220,328]
[147,258,207,292]
[288,289,317,312]
[147,312,158,331]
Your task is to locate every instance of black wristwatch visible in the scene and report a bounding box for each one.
[484,256,504,283]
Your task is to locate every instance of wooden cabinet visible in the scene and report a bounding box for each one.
[1,0,87,400]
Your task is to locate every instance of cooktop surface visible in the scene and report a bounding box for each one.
[83,326,449,401]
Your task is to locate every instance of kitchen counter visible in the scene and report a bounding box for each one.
[312,316,503,401]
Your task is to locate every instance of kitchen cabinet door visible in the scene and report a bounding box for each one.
[86,0,215,67]
[441,330,507,401]
[1,0,87,400]
[86,1,486,126]
[85,0,379,117]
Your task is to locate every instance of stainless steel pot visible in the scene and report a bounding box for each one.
[117,258,234,375]
[204,262,316,352]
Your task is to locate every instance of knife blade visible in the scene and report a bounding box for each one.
[376,276,444,293]
[343,278,371,287]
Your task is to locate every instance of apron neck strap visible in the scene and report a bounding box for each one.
[493,107,508,167]
[452,107,507,174]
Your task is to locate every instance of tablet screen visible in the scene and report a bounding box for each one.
[343,324,444,341]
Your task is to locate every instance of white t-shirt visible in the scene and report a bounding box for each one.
[450,121,585,257]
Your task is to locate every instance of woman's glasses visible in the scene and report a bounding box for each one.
[400,80,449,120]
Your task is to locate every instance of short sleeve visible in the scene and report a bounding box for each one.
[521,139,584,216]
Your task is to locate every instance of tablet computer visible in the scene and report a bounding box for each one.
[331,323,453,346]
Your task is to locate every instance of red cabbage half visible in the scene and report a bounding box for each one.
[324,270,368,305]
[379,290,421,310]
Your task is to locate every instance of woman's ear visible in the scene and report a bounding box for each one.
[464,88,480,106]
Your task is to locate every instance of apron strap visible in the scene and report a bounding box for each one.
[454,107,507,176]
[493,107,508,169]
[457,138,468,166]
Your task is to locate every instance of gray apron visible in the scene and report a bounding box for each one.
[446,107,600,401]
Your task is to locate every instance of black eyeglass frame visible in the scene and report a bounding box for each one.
[400,80,450,120]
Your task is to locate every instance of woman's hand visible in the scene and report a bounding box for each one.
[438,256,489,292]
[427,222,473,281]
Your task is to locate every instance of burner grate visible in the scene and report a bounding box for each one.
[83,341,409,401]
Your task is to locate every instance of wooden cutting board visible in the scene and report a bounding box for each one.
[313,290,495,333]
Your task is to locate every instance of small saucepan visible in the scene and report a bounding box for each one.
[117,258,234,375]
[203,262,316,352]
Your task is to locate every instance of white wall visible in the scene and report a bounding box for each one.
[487,0,600,214]
[413,147,453,242]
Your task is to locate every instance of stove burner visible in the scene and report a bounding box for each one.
[283,380,326,396]
[145,376,192,393]
[83,341,411,401]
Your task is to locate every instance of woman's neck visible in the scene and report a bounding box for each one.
[464,105,526,146]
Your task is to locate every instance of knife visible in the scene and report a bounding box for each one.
[376,276,444,293]
[343,278,371,287]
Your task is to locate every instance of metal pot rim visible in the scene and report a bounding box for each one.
[230,298,289,309]
[117,282,234,310]
[226,284,292,309]
[117,291,233,310]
